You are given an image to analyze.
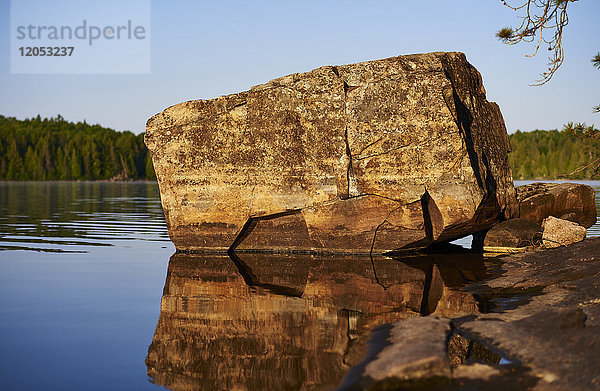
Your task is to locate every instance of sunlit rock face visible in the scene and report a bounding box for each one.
[146,253,482,390]
[145,52,517,253]
[516,182,597,228]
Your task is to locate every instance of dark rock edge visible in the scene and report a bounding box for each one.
[342,237,600,390]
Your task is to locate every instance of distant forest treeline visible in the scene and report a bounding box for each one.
[509,129,600,179]
[0,115,155,180]
[0,115,599,180]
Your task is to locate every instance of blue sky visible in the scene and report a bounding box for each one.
[1,0,599,135]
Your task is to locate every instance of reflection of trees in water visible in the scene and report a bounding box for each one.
[0,182,166,251]
[146,252,486,391]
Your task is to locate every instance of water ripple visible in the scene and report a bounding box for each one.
[0,182,170,253]
[1,181,598,253]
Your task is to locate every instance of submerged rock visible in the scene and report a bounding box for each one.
[541,216,587,248]
[516,182,597,228]
[146,52,517,253]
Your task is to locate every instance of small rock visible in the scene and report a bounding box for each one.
[481,218,542,252]
[542,216,587,248]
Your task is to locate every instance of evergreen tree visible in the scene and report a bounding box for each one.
[6,137,24,180]
[0,115,156,180]
[145,153,156,180]
[510,128,600,179]
[69,148,82,179]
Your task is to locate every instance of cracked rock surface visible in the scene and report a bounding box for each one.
[145,52,517,253]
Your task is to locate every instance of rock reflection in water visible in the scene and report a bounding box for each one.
[146,252,485,391]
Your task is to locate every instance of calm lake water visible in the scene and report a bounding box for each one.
[0,181,598,390]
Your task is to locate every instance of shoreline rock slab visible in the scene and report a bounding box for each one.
[457,237,600,390]
[516,182,597,228]
[347,237,600,390]
[339,317,452,390]
[146,52,517,253]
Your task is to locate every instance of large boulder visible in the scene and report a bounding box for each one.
[145,52,518,254]
[516,182,597,228]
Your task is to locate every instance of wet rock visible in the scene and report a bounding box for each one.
[447,334,501,368]
[145,52,517,253]
[481,218,542,252]
[342,317,536,391]
[542,216,587,248]
[516,182,596,228]
[340,317,452,390]
[451,363,501,381]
